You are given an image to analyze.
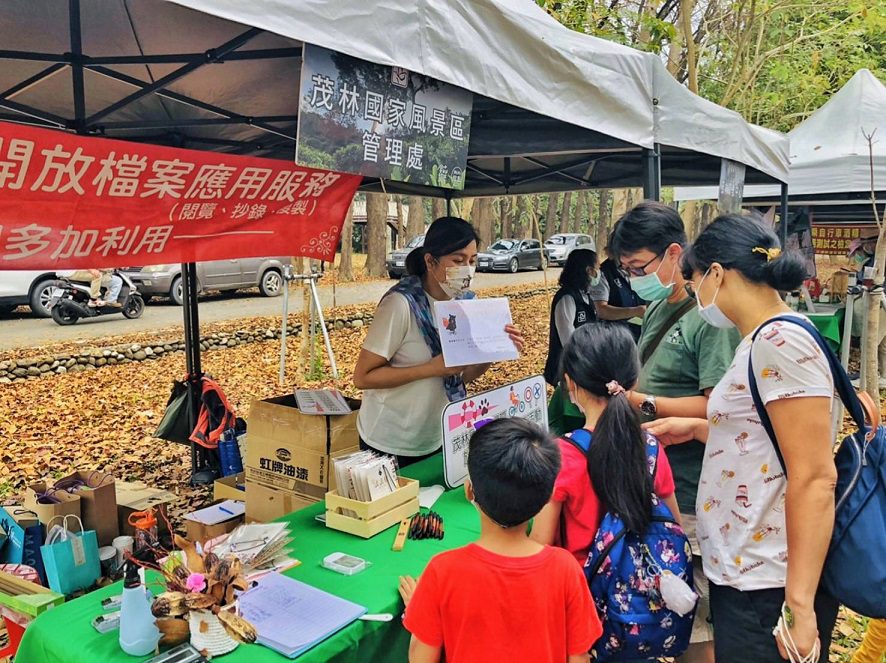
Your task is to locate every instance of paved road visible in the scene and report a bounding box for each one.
[0,269,558,351]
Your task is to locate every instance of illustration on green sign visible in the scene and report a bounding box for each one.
[296,44,473,190]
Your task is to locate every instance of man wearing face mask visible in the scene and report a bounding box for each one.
[353,216,524,467]
[609,201,740,663]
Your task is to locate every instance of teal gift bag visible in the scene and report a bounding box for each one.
[40,515,100,595]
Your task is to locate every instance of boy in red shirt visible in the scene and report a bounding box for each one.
[401,418,602,663]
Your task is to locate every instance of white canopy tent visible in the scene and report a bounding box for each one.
[0,0,790,482]
[674,69,885,222]
[0,0,788,199]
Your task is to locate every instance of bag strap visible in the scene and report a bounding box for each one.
[640,297,696,365]
[556,429,660,546]
[747,315,878,475]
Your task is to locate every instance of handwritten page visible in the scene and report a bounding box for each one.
[239,572,366,658]
[434,297,519,367]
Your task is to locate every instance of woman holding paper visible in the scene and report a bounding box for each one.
[353,216,524,466]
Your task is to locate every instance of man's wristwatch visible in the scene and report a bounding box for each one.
[639,394,657,417]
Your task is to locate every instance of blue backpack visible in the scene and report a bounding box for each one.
[748,315,886,618]
[564,429,695,661]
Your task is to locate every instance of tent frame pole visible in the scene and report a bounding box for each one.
[181,262,213,485]
[779,182,789,247]
[642,144,661,201]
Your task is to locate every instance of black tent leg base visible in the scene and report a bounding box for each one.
[190,445,220,486]
[191,468,220,486]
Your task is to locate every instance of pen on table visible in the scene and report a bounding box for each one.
[219,506,235,515]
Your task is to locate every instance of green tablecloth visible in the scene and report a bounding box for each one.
[806,305,845,352]
[17,456,477,663]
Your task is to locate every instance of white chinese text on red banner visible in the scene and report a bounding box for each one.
[296,44,473,190]
[0,122,361,270]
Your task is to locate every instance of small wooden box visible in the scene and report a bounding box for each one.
[325,478,420,538]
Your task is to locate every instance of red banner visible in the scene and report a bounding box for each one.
[0,122,361,270]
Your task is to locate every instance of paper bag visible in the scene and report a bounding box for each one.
[40,515,100,595]
[54,471,118,546]
[23,482,80,530]
[0,508,46,585]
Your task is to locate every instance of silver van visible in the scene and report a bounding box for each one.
[123,257,290,305]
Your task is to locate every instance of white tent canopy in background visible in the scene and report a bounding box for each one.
[0,0,788,198]
[675,69,885,220]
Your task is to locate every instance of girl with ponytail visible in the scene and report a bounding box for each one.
[531,322,681,562]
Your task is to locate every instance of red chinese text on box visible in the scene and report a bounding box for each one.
[0,122,361,270]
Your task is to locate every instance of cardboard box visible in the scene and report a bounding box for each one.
[115,481,176,537]
[23,482,81,530]
[245,482,318,523]
[326,478,420,538]
[0,569,64,618]
[246,395,360,500]
[184,500,244,543]
[55,471,118,546]
[213,472,245,502]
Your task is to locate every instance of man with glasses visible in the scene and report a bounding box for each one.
[609,201,740,663]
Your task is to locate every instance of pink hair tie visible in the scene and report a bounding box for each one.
[606,380,625,396]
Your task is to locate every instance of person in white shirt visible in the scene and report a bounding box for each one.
[353,216,523,466]
[645,214,840,663]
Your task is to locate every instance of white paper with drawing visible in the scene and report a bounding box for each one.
[433,297,518,367]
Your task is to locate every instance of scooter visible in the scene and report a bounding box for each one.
[49,270,145,325]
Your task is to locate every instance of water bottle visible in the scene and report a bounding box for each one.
[119,560,160,656]
[219,429,243,476]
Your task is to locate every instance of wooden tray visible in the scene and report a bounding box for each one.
[325,477,420,538]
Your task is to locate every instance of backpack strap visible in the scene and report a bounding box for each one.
[640,297,695,365]
[557,429,660,546]
[747,315,873,475]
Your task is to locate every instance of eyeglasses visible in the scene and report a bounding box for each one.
[624,251,664,277]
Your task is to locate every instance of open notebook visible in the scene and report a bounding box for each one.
[238,572,367,658]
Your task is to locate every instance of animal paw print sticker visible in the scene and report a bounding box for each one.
[478,398,490,416]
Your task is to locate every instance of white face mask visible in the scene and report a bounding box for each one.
[696,268,735,329]
[438,264,475,298]
[589,271,602,288]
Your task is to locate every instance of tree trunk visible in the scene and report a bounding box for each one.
[596,189,612,255]
[544,193,560,240]
[365,193,389,277]
[459,197,475,222]
[516,196,531,238]
[559,191,573,234]
[574,191,591,233]
[395,198,405,249]
[611,189,629,223]
[339,203,355,281]
[501,197,513,239]
[432,198,446,221]
[680,0,699,93]
[475,197,495,249]
[682,200,700,242]
[406,195,424,240]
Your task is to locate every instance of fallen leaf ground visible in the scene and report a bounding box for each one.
[0,280,872,660]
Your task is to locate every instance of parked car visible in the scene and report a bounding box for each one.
[0,270,62,317]
[477,239,544,273]
[544,233,596,266]
[385,234,425,279]
[123,257,290,305]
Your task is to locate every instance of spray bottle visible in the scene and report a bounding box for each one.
[119,558,160,656]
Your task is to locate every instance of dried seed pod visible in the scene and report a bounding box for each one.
[184,592,219,610]
[151,592,188,618]
[216,610,258,643]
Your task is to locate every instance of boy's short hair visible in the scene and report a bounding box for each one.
[610,201,687,258]
[468,418,560,528]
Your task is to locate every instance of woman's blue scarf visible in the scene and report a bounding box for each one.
[384,275,475,402]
